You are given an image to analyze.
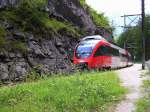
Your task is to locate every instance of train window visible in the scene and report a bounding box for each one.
[94,45,112,57]
[94,46,119,57]
[94,46,103,57]
[121,54,128,58]
[104,46,112,56]
[112,48,119,56]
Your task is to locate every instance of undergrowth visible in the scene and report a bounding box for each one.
[136,72,150,112]
[0,0,79,37]
[0,71,126,112]
[0,36,27,54]
[0,0,80,53]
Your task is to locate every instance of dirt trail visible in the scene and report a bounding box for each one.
[114,64,143,112]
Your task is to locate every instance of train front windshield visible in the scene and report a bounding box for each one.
[76,46,93,58]
[75,40,97,59]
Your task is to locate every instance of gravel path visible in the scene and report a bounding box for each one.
[114,64,143,112]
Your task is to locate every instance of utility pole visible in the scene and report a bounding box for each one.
[141,0,146,70]
[123,15,126,30]
[121,2,146,69]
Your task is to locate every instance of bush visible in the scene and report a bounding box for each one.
[136,79,150,112]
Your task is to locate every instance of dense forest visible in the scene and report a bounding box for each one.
[117,15,150,61]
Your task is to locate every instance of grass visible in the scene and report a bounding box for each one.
[0,71,126,112]
[136,74,150,112]
[79,0,86,7]
[0,26,6,37]
[10,41,27,54]
[0,0,79,37]
[46,18,80,37]
[0,37,27,54]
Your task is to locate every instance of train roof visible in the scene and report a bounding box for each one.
[79,35,106,47]
[78,39,101,48]
[81,35,106,41]
[110,43,127,54]
[80,35,128,55]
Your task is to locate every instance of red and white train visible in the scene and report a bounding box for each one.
[73,35,133,69]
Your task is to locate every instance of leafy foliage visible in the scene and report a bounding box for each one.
[0,71,126,112]
[90,9,110,28]
[136,73,150,112]
[79,0,86,7]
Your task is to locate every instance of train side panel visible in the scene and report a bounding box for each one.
[73,35,132,70]
[91,56,111,69]
[111,56,121,68]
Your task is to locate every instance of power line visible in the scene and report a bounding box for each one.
[121,14,141,29]
[120,0,146,70]
[120,14,141,63]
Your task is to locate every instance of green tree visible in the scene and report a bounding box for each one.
[117,15,150,61]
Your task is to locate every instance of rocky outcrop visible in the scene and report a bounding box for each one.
[47,0,96,33]
[0,0,96,33]
[0,0,99,82]
[0,29,78,82]
[0,0,20,8]
[0,51,29,81]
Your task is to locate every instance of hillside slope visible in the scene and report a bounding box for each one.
[0,0,110,82]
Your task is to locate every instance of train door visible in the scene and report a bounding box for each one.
[111,48,120,68]
[92,46,103,68]
[120,53,128,67]
[92,45,111,68]
[101,45,112,68]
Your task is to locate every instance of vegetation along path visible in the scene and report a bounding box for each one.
[114,64,143,112]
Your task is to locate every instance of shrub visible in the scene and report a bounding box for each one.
[0,26,6,37]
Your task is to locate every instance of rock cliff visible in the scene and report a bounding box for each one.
[0,0,109,82]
